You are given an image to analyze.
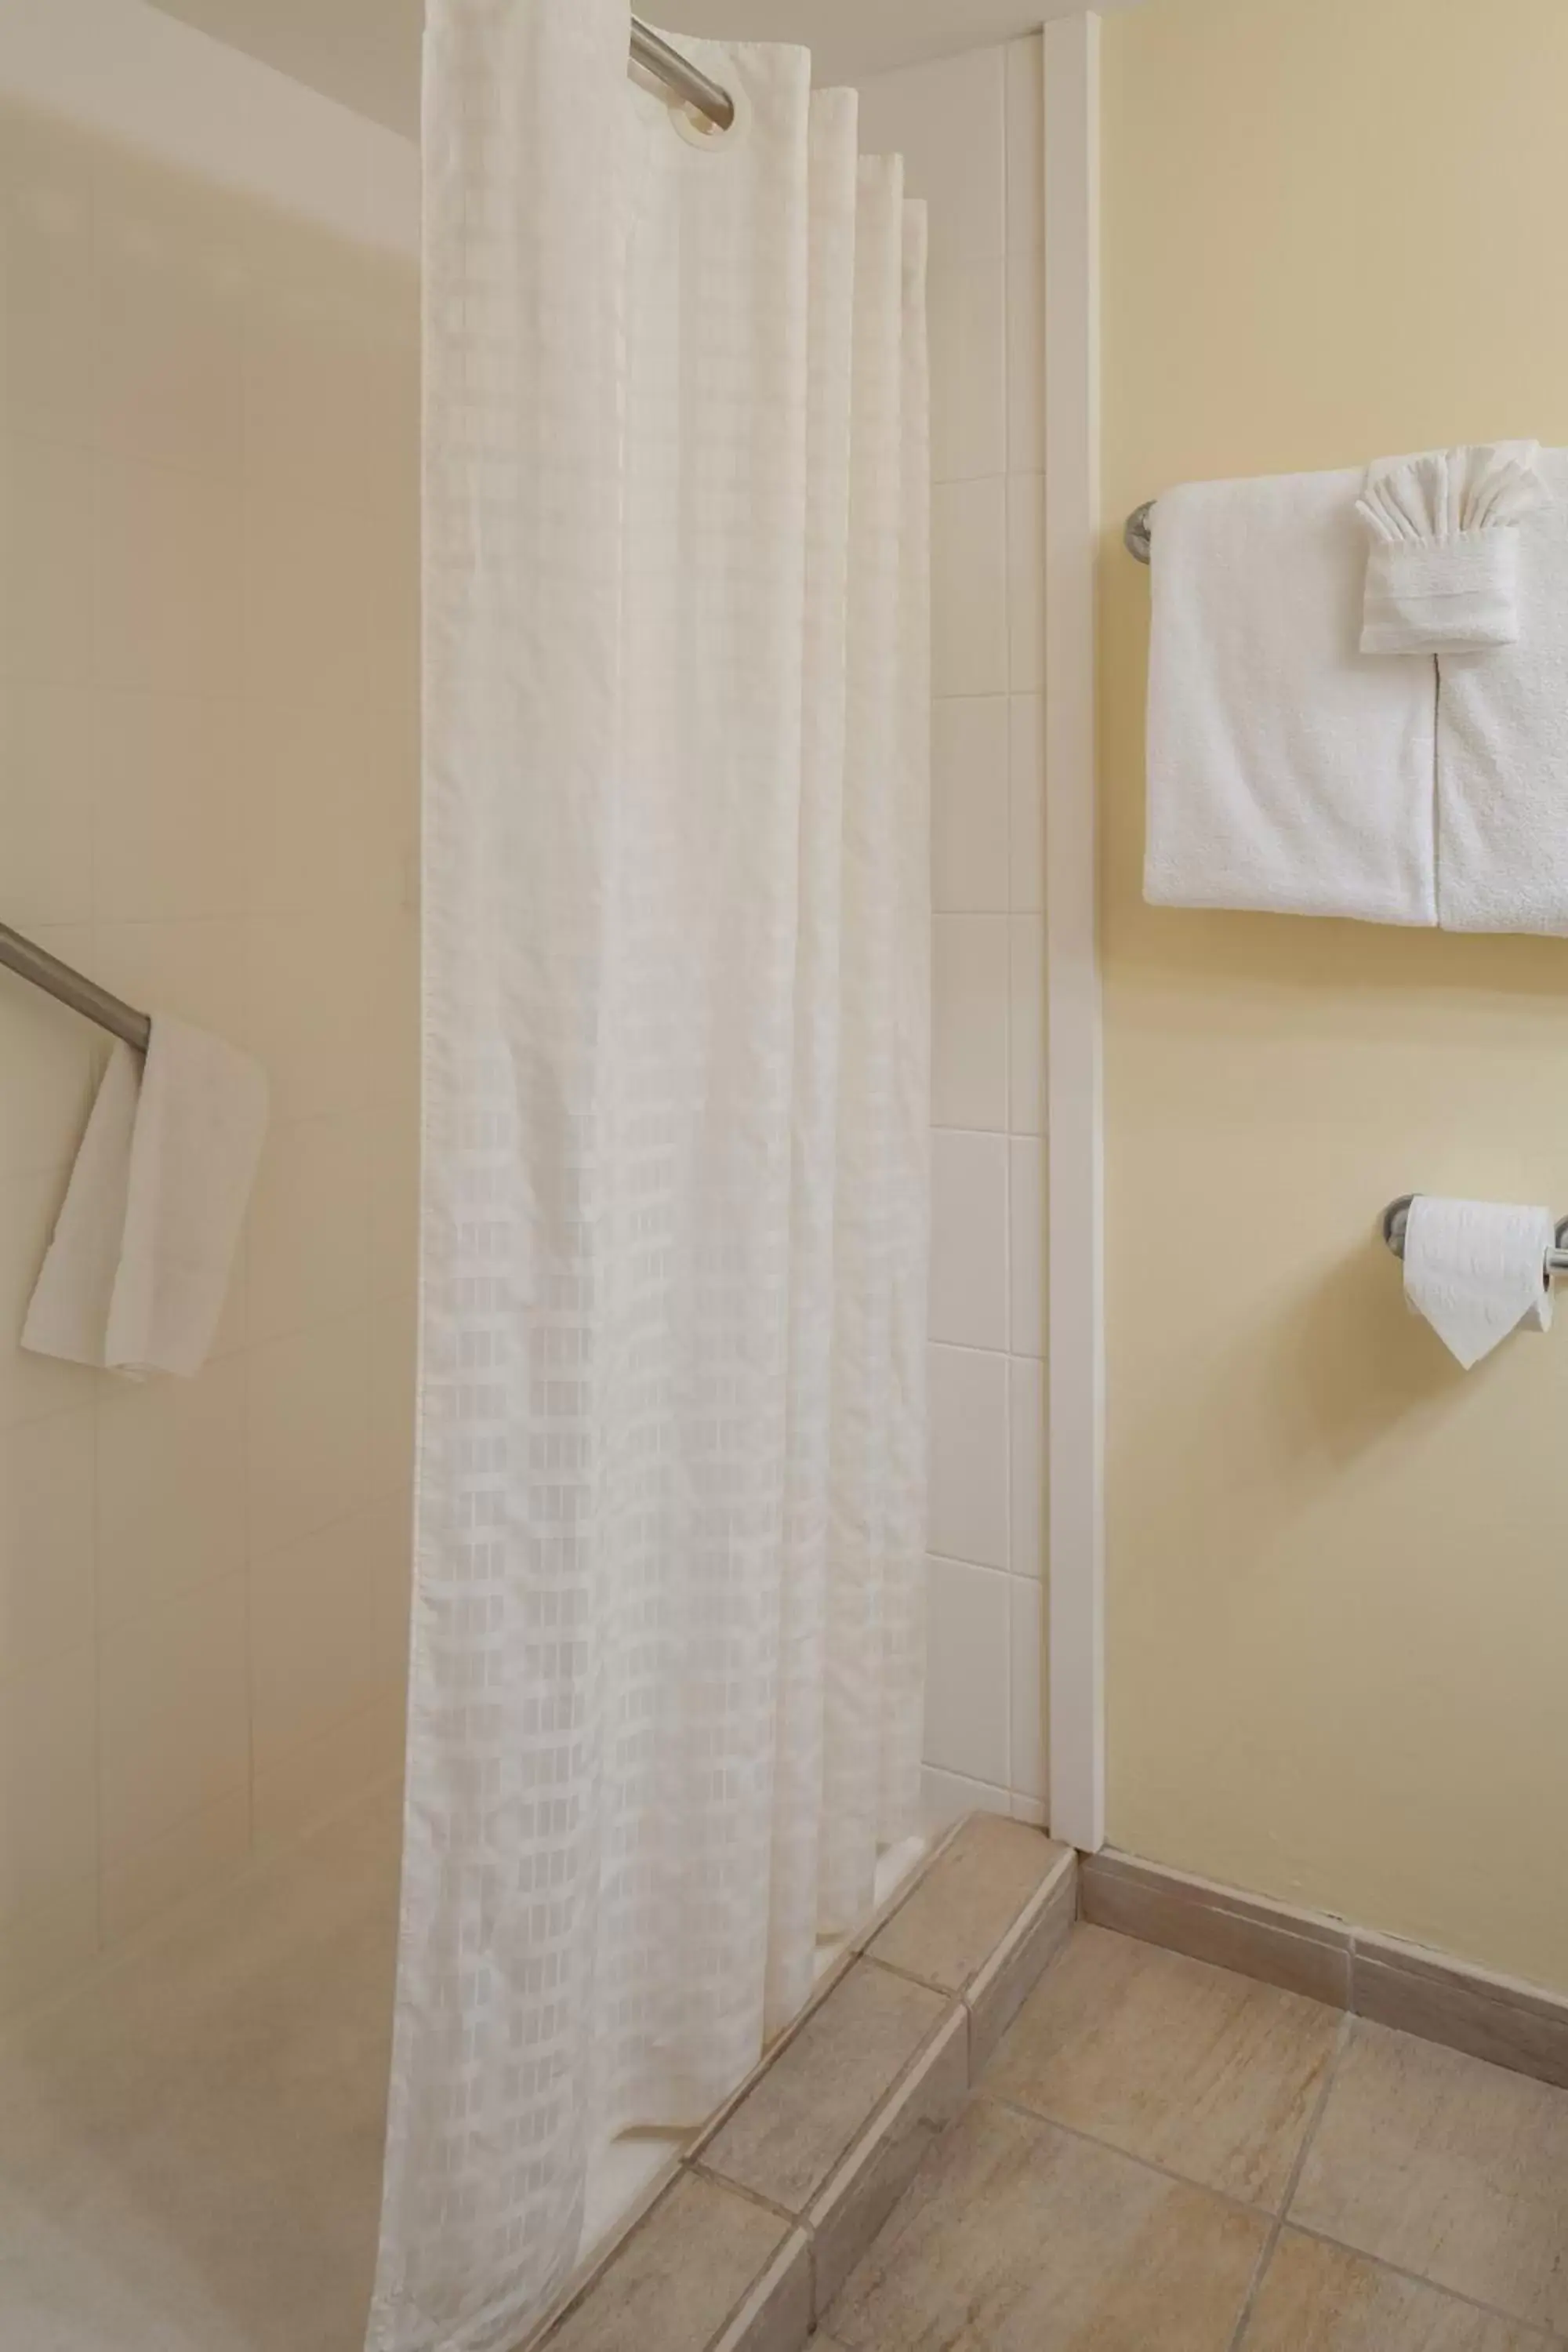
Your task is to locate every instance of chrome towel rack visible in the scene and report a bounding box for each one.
[1381,1193,1568,1277]
[0,921,151,1052]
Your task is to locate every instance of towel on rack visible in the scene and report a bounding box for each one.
[1357,441,1541,656]
[1143,468,1439,924]
[23,1016,267,1377]
[1432,447,1568,933]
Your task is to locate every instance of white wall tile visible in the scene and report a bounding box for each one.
[101,1784,249,1945]
[93,452,241,696]
[855,45,1007,266]
[1009,1134,1044,1357]
[96,1353,246,1625]
[0,684,95,929]
[248,1314,372,1562]
[0,112,97,447]
[0,1641,96,1929]
[930,1130,1008,1350]
[932,477,1008,698]
[924,1555,1011,1785]
[927,1342,1009,1570]
[246,1112,374,1345]
[1004,35,1044,253]
[91,158,245,477]
[0,1877,98,2027]
[928,253,1007,484]
[1006,241,1044,473]
[366,1290,416,1509]
[1009,1355,1046,1581]
[250,1510,390,1771]
[933,697,1009,913]
[1008,912,1045,1135]
[1008,693,1044,913]
[97,1574,249,1865]
[0,89,421,1976]
[0,924,98,1181]
[920,1764,1011,1835]
[0,1167,101,1432]
[92,690,245,922]
[1006,470,1044,693]
[933,913,1009,1131]
[92,913,249,1050]
[245,910,377,1123]
[0,431,94,687]
[1008,1573,1045,1802]
[0,1407,95,1680]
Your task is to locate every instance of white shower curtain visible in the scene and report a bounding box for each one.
[369,5,928,2347]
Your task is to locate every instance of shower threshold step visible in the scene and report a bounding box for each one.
[523,1814,1076,2352]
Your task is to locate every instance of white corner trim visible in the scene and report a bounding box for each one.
[1042,10,1105,1853]
[0,0,419,256]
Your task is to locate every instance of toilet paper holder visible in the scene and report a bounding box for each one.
[1381,1195,1568,1276]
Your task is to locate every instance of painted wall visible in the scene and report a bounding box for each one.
[858,38,1047,1830]
[1101,0,1568,1989]
[0,0,419,2016]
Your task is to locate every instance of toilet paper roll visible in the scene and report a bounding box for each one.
[1402,1196,1554,1369]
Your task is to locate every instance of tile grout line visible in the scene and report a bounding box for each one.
[1282,2216,1568,2343]
[974,2088,1279,2227]
[1221,2007,1355,2352]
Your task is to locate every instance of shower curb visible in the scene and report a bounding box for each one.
[522,1816,1076,2352]
[1080,1846,1568,2091]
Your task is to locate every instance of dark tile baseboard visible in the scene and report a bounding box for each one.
[1079,1847,1568,2092]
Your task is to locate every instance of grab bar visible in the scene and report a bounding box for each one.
[0,920,151,1052]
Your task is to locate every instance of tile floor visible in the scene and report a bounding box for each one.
[822,1922,1568,2352]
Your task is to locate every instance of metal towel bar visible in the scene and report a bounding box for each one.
[0,921,151,1053]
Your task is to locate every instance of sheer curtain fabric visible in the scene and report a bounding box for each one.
[369,5,929,2345]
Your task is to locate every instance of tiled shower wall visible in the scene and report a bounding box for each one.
[858,40,1048,1828]
[0,46,419,2017]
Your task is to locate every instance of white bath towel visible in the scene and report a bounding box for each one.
[1144,470,1439,924]
[1435,447,1568,934]
[23,1016,267,1377]
[1358,441,1540,656]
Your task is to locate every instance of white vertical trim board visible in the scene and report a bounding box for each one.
[1041,12,1105,1853]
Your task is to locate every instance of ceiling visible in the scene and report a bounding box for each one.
[147,0,1133,142]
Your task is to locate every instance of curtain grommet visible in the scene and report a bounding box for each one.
[670,65,751,152]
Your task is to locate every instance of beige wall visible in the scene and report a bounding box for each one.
[1101,0,1568,1989]
[0,74,419,2014]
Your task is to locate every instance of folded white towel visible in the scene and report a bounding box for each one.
[1144,470,1438,924]
[1358,441,1540,655]
[23,1015,268,1378]
[1436,448,1568,934]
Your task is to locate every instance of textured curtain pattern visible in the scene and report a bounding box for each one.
[368,5,929,2346]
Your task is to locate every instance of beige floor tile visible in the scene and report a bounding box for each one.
[704,1959,948,2214]
[1290,2021,1568,2336]
[1242,2230,1554,2351]
[983,1923,1341,2209]
[825,2096,1268,2352]
[544,2169,791,2352]
[866,1813,1069,1993]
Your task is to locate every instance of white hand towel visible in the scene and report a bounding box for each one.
[1144,470,1438,925]
[1435,448,1568,934]
[23,1016,267,1378]
[1357,441,1540,655]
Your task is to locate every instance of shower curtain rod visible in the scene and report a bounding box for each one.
[0,920,151,1053]
[630,16,736,130]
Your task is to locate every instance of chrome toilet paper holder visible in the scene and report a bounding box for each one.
[1381,1194,1568,1277]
